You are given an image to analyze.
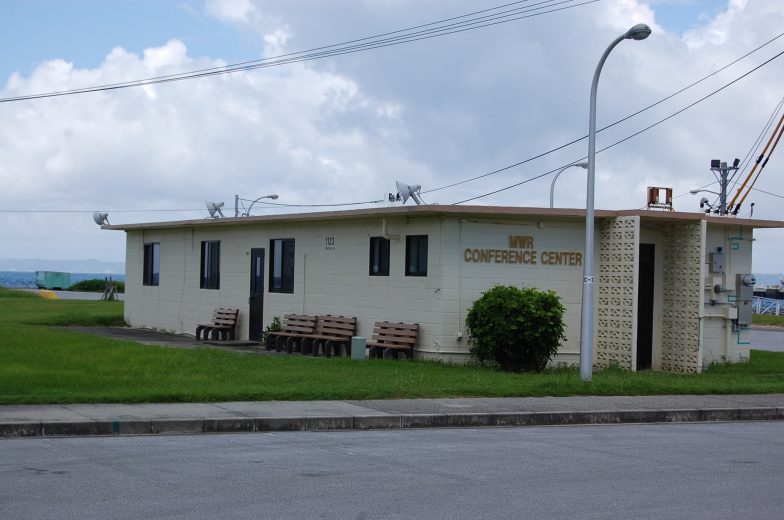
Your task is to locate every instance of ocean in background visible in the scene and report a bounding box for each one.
[753,273,784,287]
[0,271,125,289]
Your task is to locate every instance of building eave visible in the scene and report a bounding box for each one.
[102,204,784,231]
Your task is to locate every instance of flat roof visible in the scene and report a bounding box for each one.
[103,205,784,231]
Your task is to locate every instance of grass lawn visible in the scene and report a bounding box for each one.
[1,287,783,404]
[753,314,784,327]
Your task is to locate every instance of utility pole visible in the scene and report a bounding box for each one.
[709,158,740,215]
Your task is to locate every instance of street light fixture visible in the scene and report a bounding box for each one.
[580,23,651,383]
[690,189,720,212]
[235,193,280,217]
[550,162,589,208]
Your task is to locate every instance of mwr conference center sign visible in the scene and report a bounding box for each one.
[464,235,582,266]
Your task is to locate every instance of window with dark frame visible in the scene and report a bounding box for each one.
[200,240,220,290]
[143,242,160,286]
[369,237,390,276]
[270,238,295,293]
[405,235,428,276]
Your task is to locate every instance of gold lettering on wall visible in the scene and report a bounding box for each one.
[464,235,582,267]
[508,235,535,249]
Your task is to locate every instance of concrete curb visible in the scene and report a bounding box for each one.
[2,407,783,438]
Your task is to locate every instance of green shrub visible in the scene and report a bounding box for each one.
[465,285,566,372]
[261,316,282,344]
[68,279,125,293]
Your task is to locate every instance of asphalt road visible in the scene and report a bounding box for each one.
[1,422,782,520]
[751,328,784,352]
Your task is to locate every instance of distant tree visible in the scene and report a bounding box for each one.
[68,279,125,294]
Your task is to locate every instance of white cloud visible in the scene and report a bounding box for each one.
[204,0,257,24]
[0,37,424,262]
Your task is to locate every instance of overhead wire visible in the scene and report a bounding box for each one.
[452,48,784,204]
[751,186,784,200]
[236,197,383,208]
[0,208,208,213]
[0,0,550,101]
[2,5,781,212]
[424,30,784,195]
[0,0,595,104]
[731,113,784,214]
[728,95,784,195]
[5,46,782,214]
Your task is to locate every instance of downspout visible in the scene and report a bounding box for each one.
[457,219,464,340]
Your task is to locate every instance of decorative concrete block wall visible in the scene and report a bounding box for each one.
[595,216,639,370]
[660,221,705,373]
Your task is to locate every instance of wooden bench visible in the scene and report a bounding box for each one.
[303,315,357,357]
[265,314,317,353]
[195,308,240,341]
[367,322,420,360]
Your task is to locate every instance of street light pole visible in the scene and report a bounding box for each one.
[550,162,589,208]
[580,23,651,383]
[239,194,280,217]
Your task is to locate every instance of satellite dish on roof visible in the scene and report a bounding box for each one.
[395,181,424,206]
[92,212,109,226]
[205,201,225,219]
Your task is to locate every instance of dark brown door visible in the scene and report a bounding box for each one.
[249,248,265,341]
[637,244,655,370]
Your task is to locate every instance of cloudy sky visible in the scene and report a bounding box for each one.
[1,0,782,272]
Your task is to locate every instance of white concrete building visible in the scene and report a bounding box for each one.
[107,205,784,373]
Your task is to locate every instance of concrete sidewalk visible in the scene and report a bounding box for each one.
[2,394,782,438]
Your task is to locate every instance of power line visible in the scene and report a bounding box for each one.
[236,197,383,208]
[1,198,387,214]
[424,30,784,195]
[752,186,784,200]
[0,0,595,104]
[0,208,207,214]
[452,48,784,204]
[7,49,782,215]
[728,95,784,196]
[2,0,548,101]
[7,4,780,210]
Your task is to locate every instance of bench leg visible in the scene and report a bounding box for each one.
[195,326,204,341]
[340,342,350,357]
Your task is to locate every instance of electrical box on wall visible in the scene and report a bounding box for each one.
[710,250,725,273]
[735,274,756,326]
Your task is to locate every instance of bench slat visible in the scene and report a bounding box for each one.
[367,321,420,360]
[303,315,357,357]
[265,314,318,352]
[196,307,240,341]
